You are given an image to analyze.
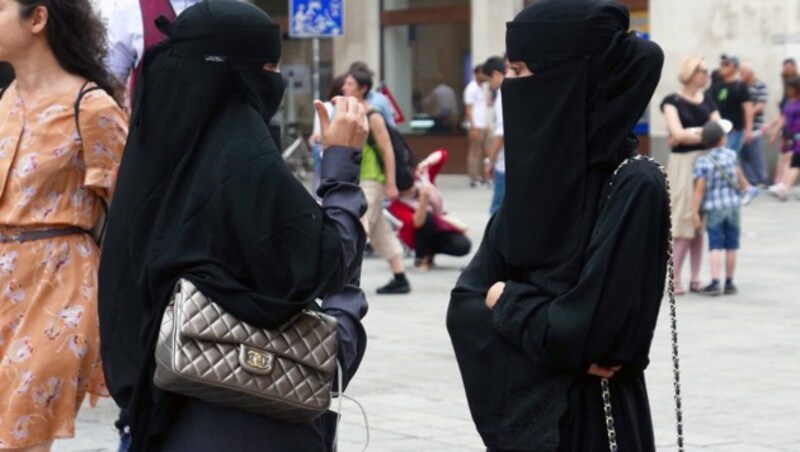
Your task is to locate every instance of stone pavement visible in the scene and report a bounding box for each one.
[60,176,800,451]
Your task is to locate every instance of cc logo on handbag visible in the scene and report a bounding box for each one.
[239,346,275,375]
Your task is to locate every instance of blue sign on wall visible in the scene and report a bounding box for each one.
[289,0,343,38]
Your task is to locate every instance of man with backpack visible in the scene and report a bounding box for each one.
[343,67,412,294]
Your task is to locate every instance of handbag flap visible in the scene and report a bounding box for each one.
[172,279,338,374]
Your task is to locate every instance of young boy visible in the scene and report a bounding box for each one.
[693,120,752,296]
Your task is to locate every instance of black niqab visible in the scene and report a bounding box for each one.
[495,0,663,275]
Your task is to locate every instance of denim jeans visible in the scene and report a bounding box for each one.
[706,206,741,250]
[490,170,505,215]
[727,130,745,153]
[739,135,768,185]
[118,431,131,452]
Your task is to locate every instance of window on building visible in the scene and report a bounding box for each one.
[381,0,471,135]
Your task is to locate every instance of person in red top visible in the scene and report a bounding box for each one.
[388,149,471,270]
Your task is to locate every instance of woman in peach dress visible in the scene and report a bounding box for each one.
[0,0,126,450]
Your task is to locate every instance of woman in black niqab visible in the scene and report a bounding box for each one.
[447,0,668,450]
[98,1,368,450]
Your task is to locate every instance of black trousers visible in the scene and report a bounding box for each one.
[414,214,471,259]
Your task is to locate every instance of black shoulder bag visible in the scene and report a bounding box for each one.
[73,81,110,245]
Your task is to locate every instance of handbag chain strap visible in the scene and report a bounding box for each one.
[602,155,684,452]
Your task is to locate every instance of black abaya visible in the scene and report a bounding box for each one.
[448,159,669,451]
[447,1,668,450]
[97,2,369,450]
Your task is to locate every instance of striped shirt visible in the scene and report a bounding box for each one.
[694,147,742,211]
[748,80,769,130]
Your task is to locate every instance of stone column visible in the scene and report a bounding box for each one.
[470,0,524,67]
[333,0,381,77]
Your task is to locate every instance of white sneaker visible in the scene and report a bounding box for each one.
[742,187,760,206]
[768,183,789,200]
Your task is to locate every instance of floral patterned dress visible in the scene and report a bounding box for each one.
[0,81,127,448]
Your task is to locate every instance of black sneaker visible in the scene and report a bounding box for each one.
[376,278,411,295]
[699,283,722,296]
[724,282,738,295]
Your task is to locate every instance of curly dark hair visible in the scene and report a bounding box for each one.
[0,62,14,90]
[17,0,122,103]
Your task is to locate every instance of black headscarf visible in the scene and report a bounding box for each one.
[98,2,349,440]
[494,0,663,279]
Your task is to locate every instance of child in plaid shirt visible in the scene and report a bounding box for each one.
[692,120,752,296]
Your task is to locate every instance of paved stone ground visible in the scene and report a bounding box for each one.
[59,175,800,451]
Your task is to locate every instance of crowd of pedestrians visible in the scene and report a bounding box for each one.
[660,52,799,297]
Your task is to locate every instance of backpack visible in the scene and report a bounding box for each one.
[366,110,415,191]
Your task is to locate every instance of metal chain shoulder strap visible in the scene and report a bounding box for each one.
[600,155,684,452]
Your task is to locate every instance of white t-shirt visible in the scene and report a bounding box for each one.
[493,90,505,174]
[463,79,488,129]
[101,0,228,83]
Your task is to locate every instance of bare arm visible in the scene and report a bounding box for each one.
[769,115,785,144]
[418,150,444,169]
[413,187,431,228]
[487,136,504,161]
[464,104,473,124]
[743,101,754,142]
[753,101,766,116]
[368,113,397,198]
[692,177,705,229]
[735,167,750,191]
[663,104,703,145]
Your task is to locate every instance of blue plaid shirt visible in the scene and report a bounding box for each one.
[694,147,741,211]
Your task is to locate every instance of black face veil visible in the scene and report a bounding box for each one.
[494,0,663,275]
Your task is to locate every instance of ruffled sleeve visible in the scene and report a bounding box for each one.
[77,89,129,204]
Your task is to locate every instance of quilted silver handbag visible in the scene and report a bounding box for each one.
[153,278,338,423]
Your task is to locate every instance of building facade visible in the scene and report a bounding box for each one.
[265,0,647,173]
[263,0,797,175]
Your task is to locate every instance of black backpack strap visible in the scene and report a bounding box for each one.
[73,81,105,143]
[73,81,110,246]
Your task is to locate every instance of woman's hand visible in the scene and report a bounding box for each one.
[667,136,679,148]
[692,212,702,230]
[416,161,430,178]
[386,184,399,200]
[587,364,622,378]
[314,97,369,149]
[485,281,506,310]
